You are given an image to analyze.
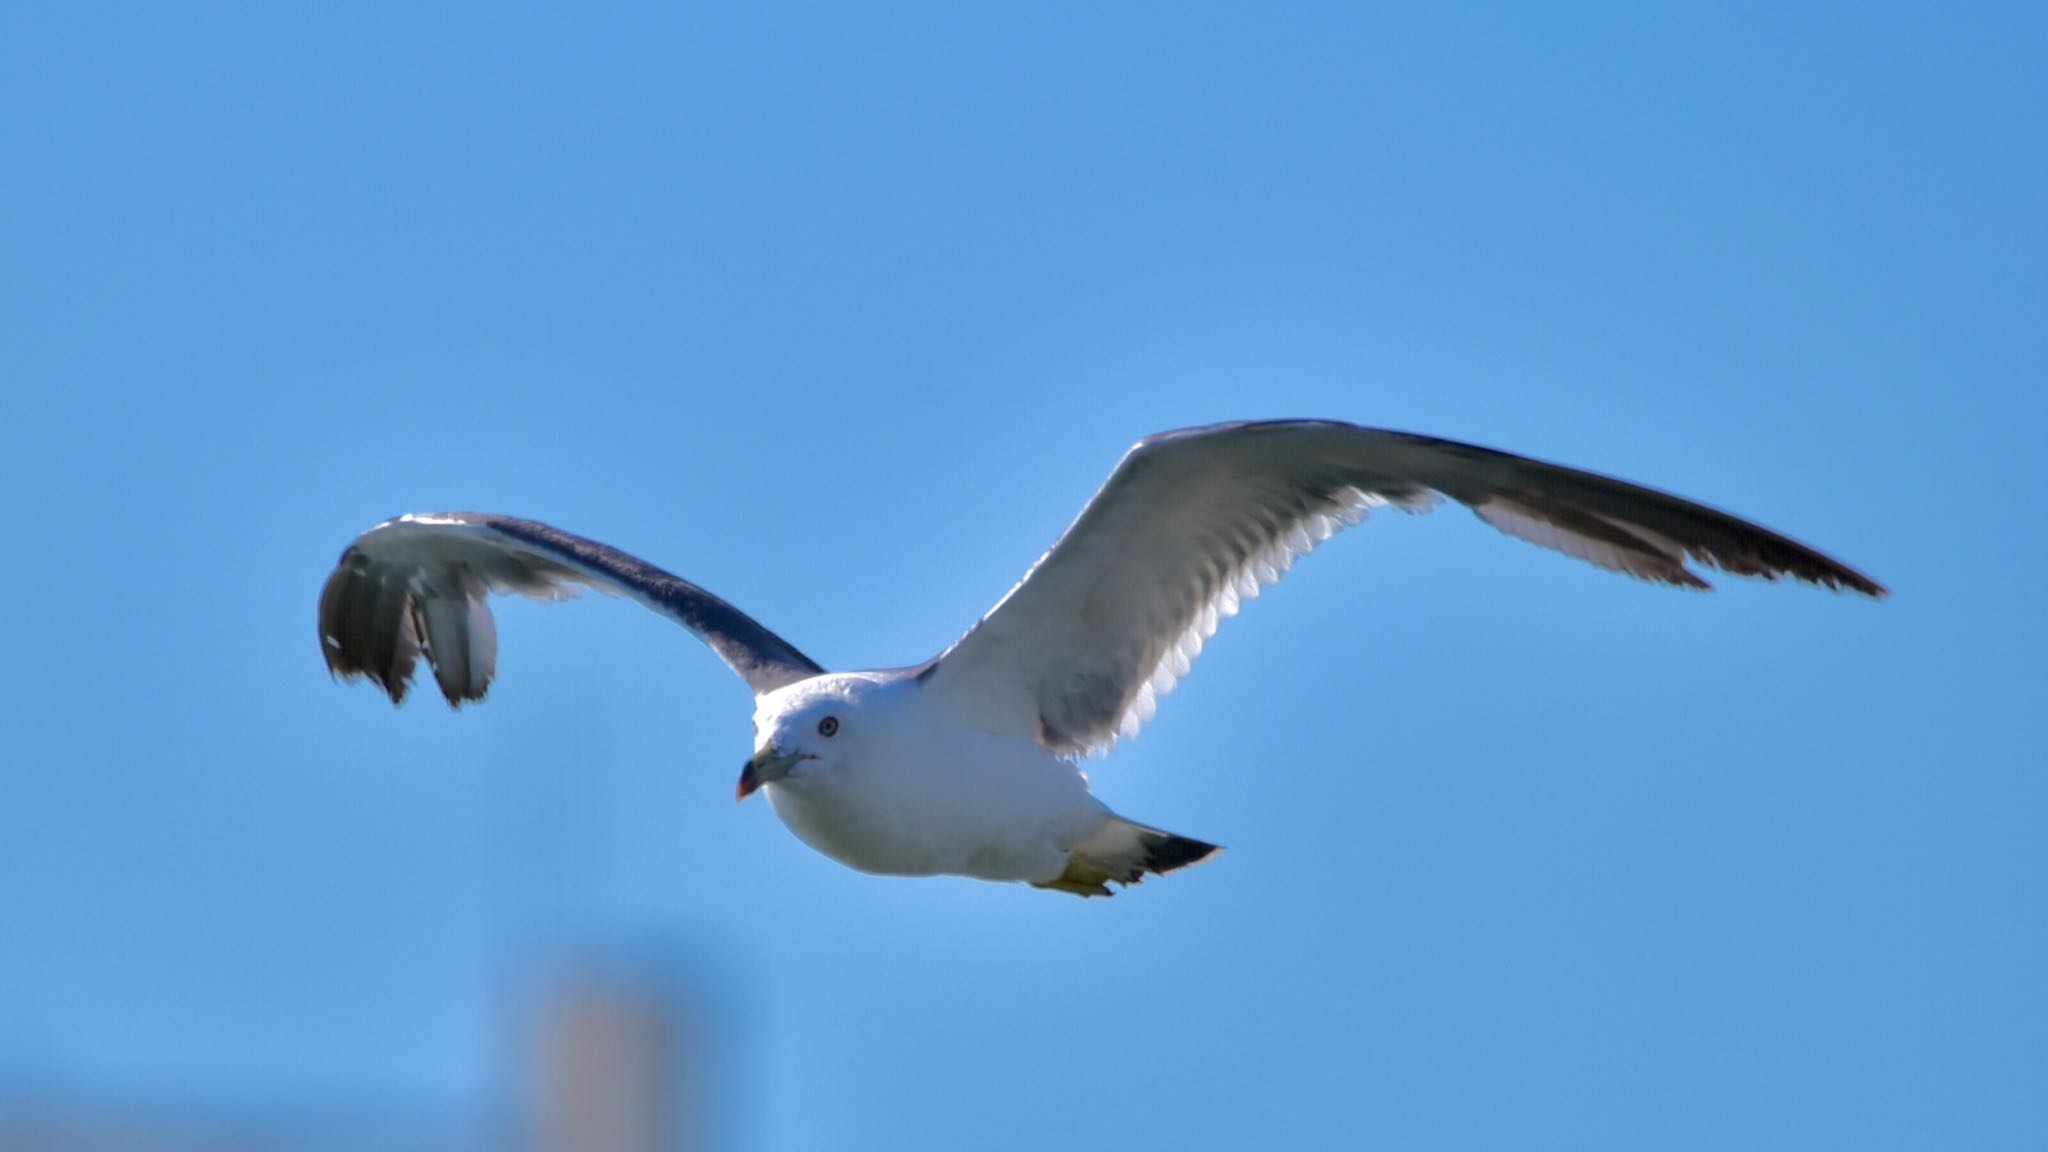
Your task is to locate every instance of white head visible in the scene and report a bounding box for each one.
[736,673,891,801]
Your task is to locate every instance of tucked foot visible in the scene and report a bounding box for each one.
[1030,818,1221,898]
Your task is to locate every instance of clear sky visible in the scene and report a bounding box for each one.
[2,3,2043,1149]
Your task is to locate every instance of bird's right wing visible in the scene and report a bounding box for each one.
[317,513,824,705]
[921,421,1884,757]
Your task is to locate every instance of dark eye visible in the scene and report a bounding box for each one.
[817,716,839,737]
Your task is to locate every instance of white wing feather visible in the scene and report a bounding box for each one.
[923,421,1882,757]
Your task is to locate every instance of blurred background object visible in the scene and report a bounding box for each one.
[0,941,720,1152]
[522,950,708,1152]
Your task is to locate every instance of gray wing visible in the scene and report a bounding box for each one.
[317,513,824,705]
[922,420,1885,757]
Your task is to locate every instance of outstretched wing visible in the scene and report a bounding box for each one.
[922,420,1884,756]
[317,513,824,705]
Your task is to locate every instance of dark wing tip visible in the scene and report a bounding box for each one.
[1798,564,1888,599]
[1819,561,1888,599]
[317,545,437,708]
[1686,532,1887,599]
[1431,431,1889,602]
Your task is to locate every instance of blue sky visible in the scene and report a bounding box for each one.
[2,3,2043,1148]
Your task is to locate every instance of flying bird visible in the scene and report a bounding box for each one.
[317,420,1884,895]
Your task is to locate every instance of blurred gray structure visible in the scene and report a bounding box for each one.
[0,948,714,1152]
[525,970,694,1152]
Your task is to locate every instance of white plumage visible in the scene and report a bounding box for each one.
[318,420,1884,896]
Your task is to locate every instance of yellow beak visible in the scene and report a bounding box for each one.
[737,746,804,801]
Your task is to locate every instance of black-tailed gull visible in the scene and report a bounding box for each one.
[317,420,1884,896]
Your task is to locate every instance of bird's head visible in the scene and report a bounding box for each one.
[737,675,878,801]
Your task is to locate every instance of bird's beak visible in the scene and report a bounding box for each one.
[737,746,804,802]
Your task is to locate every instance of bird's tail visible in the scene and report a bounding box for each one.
[1034,817,1221,897]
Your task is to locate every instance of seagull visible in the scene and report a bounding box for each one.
[318,420,1884,895]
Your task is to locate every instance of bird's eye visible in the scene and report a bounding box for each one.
[818,716,839,737]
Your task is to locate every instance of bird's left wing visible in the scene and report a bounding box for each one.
[318,513,824,704]
[921,420,1884,757]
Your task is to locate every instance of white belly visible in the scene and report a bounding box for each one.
[764,736,1107,883]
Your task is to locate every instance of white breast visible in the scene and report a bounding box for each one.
[764,687,1108,884]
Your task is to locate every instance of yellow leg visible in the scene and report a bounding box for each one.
[1029,853,1121,897]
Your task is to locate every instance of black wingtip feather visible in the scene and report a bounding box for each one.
[1139,830,1222,875]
